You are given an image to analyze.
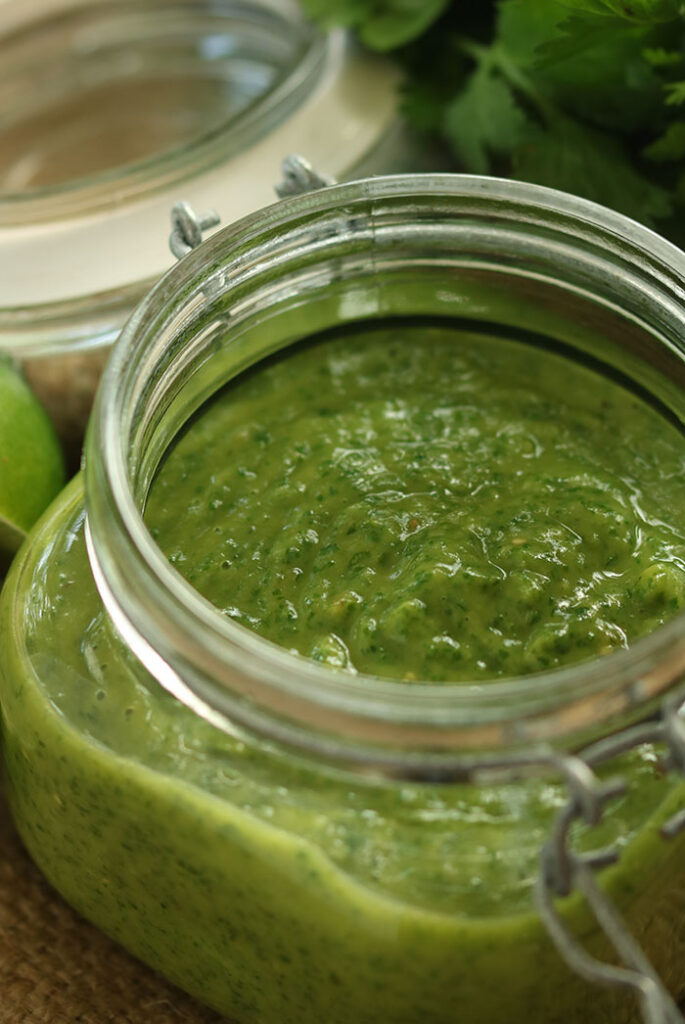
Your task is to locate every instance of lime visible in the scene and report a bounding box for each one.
[0,357,65,556]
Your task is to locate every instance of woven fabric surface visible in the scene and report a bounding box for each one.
[0,781,227,1024]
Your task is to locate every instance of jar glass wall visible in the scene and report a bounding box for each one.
[1,175,684,1024]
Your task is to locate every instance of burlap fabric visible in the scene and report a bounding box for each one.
[0,780,227,1024]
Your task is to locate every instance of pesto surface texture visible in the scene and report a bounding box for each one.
[147,324,685,680]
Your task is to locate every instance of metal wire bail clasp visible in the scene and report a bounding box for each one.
[167,154,330,262]
[535,701,685,1024]
[274,154,334,198]
[169,201,221,261]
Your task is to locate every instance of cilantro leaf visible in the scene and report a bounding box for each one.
[512,118,672,224]
[305,0,685,238]
[440,0,676,223]
[555,0,683,19]
[643,47,684,67]
[443,62,529,173]
[665,80,685,105]
[644,121,685,160]
[496,0,567,66]
[531,13,665,134]
[362,0,451,49]
[299,0,450,51]
[401,39,470,134]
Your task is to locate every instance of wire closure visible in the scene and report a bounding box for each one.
[169,201,220,261]
[274,153,334,197]
[167,153,331,263]
[535,703,685,1024]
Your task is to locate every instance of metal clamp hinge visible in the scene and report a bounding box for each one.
[274,154,335,198]
[169,201,221,261]
[535,703,685,1024]
[167,155,333,263]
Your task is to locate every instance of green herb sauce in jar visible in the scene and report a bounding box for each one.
[147,323,685,681]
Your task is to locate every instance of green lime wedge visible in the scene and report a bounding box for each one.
[0,357,65,557]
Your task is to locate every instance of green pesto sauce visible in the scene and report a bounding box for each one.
[147,324,685,681]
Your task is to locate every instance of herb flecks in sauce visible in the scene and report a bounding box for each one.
[146,326,685,680]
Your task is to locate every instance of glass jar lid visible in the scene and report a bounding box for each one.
[0,0,400,355]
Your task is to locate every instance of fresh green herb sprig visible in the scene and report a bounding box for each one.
[301,0,685,242]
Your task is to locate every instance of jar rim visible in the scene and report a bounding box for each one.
[85,172,685,767]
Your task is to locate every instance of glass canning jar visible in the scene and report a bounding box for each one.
[0,0,402,454]
[1,174,685,1024]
